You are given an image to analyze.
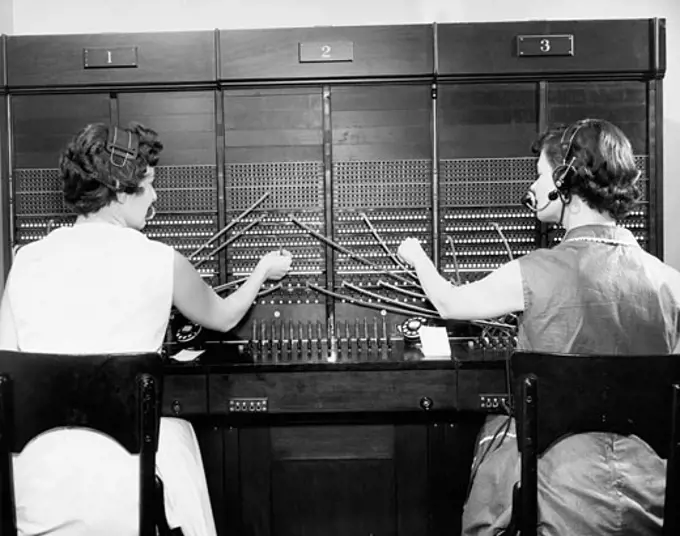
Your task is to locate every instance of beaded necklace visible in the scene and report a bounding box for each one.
[564,236,634,247]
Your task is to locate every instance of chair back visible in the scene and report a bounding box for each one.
[0,350,163,536]
[509,351,680,536]
[511,351,680,458]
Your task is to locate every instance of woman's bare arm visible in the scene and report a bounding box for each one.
[397,237,524,320]
[0,286,19,350]
[172,249,291,332]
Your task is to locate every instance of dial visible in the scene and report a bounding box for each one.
[174,320,203,344]
[397,316,426,341]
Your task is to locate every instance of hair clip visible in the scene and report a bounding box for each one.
[106,126,139,168]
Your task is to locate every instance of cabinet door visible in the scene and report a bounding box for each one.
[437,83,540,283]
[11,94,111,247]
[233,423,429,536]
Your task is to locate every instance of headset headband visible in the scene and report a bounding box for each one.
[559,119,593,165]
[106,126,139,168]
[553,119,593,190]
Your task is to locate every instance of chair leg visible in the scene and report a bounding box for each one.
[0,376,18,535]
[664,384,680,536]
[519,376,539,536]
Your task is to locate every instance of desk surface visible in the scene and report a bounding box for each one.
[162,341,511,417]
[164,339,510,373]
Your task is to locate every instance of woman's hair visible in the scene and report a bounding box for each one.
[59,122,163,215]
[531,118,642,219]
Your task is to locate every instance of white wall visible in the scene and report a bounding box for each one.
[0,0,12,34]
[9,0,680,269]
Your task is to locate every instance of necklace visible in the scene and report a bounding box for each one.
[564,236,634,246]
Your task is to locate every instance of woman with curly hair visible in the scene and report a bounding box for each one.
[397,118,680,535]
[0,122,292,535]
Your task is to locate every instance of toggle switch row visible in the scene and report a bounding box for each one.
[249,318,394,363]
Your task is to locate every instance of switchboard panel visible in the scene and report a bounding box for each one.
[0,19,666,359]
[222,87,327,341]
[330,84,432,329]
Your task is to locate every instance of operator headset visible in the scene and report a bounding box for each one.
[104,126,155,221]
[106,126,139,184]
[522,118,592,221]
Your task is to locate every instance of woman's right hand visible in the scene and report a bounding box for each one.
[257,249,293,281]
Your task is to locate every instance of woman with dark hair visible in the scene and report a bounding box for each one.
[397,118,680,534]
[0,122,292,535]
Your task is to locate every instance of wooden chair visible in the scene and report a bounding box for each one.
[0,350,177,535]
[504,351,680,536]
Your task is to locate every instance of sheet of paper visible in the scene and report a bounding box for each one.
[419,326,452,359]
[170,349,205,362]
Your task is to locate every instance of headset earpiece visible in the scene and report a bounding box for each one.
[552,156,576,191]
[522,120,591,215]
[553,167,566,189]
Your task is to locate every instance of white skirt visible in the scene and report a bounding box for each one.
[13,417,217,536]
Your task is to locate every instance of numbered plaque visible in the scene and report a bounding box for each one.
[83,46,138,69]
[298,41,354,63]
[516,34,574,57]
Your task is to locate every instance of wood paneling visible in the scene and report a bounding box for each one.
[272,458,396,536]
[395,424,429,535]
[457,367,510,412]
[240,427,272,536]
[220,25,433,81]
[222,426,241,536]
[7,31,216,88]
[437,19,664,78]
[546,81,648,154]
[209,369,457,414]
[331,84,431,160]
[438,83,538,159]
[427,417,485,536]
[162,373,209,416]
[118,91,217,166]
[12,93,111,168]
[224,87,323,164]
[0,34,6,89]
[271,424,394,460]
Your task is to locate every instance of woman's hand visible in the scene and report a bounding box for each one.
[397,238,429,268]
[256,249,293,281]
